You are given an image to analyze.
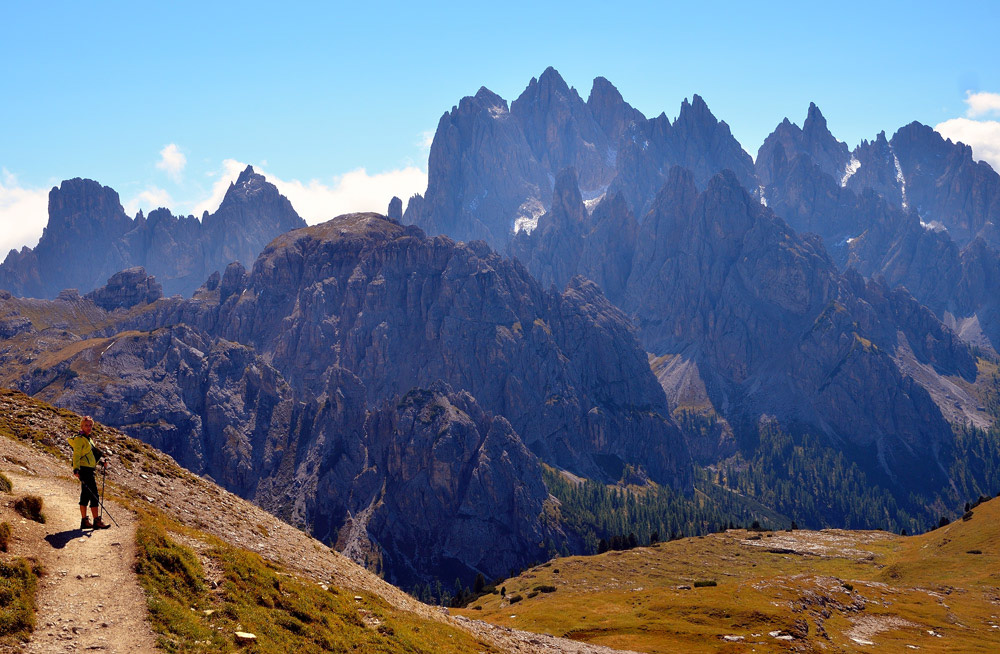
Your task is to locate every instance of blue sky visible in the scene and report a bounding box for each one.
[3,0,1000,254]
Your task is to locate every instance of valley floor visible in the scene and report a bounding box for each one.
[459,507,1000,653]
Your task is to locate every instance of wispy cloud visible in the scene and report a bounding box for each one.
[964,91,1000,118]
[155,143,187,182]
[935,90,1000,172]
[418,130,435,151]
[193,160,428,224]
[0,169,49,256]
[124,186,173,216]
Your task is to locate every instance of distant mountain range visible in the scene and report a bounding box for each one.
[2,67,999,589]
[0,165,304,299]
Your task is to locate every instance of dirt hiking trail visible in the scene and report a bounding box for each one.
[1,451,156,653]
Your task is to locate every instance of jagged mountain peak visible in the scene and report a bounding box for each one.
[472,85,507,109]
[804,101,827,130]
[675,94,717,128]
[223,165,271,202]
[588,75,621,102]
[537,65,572,94]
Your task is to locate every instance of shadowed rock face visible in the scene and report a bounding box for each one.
[510,168,637,305]
[755,113,1000,353]
[322,384,560,588]
[0,166,305,299]
[200,213,691,488]
[511,166,971,493]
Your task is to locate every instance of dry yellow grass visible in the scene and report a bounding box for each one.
[460,502,1000,653]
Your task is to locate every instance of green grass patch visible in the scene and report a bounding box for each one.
[0,557,43,645]
[13,496,44,524]
[0,473,11,494]
[693,580,717,588]
[134,512,495,653]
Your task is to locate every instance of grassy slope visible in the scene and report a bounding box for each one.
[459,501,1000,653]
[133,510,493,654]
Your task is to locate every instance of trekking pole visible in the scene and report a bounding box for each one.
[95,461,120,528]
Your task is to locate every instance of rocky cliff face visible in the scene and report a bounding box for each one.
[320,384,560,588]
[0,166,305,299]
[511,165,976,493]
[755,112,1000,353]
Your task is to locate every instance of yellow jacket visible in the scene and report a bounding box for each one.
[68,434,97,471]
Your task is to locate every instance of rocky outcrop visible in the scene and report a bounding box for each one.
[387,196,403,222]
[84,267,163,311]
[0,166,305,299]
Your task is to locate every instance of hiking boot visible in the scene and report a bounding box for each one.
[93,517,111,530]
[80,516,93,529]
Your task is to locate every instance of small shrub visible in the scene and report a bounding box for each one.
[534,585,556,593]
[967,549,983,555]
[13,496,44,524]
[0,557,42,642]
[0,522,10,552]
[962,511,974,522]
[527,591,538,599]
[693,580,717,588]
[0,473,11,493]
[842,582,854,592]
[508,594,523,604]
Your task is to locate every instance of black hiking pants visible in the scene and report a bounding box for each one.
[78,466,100,508]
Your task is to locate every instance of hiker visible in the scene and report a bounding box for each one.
[69,416,110,530]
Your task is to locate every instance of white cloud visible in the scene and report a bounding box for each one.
[155,143,187,182]
[964,91,1000,118]
[193,160,428,224]
[935,117,1000,173]
[124,186,173,216]
[418,130,435,151]
[0,169,49,256]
